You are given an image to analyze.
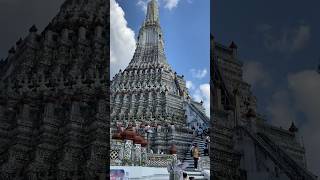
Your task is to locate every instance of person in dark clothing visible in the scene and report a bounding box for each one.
[204,142,209,156]
[183,172,188,180]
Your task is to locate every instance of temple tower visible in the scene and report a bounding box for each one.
[211,37,316,179]
[111,0,189,130]
[110,0,208,158]
[0,0,109,179]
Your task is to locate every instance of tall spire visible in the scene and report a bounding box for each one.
[138,0,162,45]
[145,0,159,23]
[127,0,168,68]
[138,0,163,45]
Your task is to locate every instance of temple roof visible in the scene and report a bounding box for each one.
[289,122,298,133]
[229,41,238,49]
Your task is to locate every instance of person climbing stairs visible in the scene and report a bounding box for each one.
[182,136,210,179]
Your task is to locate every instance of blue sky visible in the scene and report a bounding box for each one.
[111,0,210,115]
[212,0,320,175]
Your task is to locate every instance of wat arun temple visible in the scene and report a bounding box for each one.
[110,0,209,156]
[109,0,210,179]
[211,35,318,179]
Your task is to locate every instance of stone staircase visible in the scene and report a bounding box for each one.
[240,126,317,180]
[182,136,209,179]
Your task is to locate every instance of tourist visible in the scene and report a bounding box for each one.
[199,128,203,139]
[182,172,188,180]
[205,136,210,143]
[189,144,195,157]
[204,142,209,156]
[192,144,200,170]
[160,150,164,154]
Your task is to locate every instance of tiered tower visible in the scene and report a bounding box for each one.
[111,0,189,125]
[211,35,242,179]
[110,0,208,158]
[0,0,108,179]
[211,36,317,179]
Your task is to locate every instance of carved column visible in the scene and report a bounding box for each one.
[25,98,59,179]
[57,99,83,178]
[0,99,33,178]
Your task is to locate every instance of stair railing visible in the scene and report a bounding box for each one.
[258,132,317,180]
[239,126,300,180]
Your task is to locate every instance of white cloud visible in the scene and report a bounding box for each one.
[163,0,180,10]
[292,25,310,51]
[187,80,209,117]
[192,83,210,117]
[258,23,311,53]
[288,71,320,120]
[190,68,208,79]
[287,70,320,176]
[267,90,296,128]
[186,80,193,89]
[110,0,136,78]
[267,70,320,176]
[137,0,148,13]
[136,0,181,12]
[243,61,271,88]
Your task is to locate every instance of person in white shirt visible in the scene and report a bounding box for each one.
[189,144,195,157]
[160,150,164,154]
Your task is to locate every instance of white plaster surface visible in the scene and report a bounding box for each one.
[110,166,170,179]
